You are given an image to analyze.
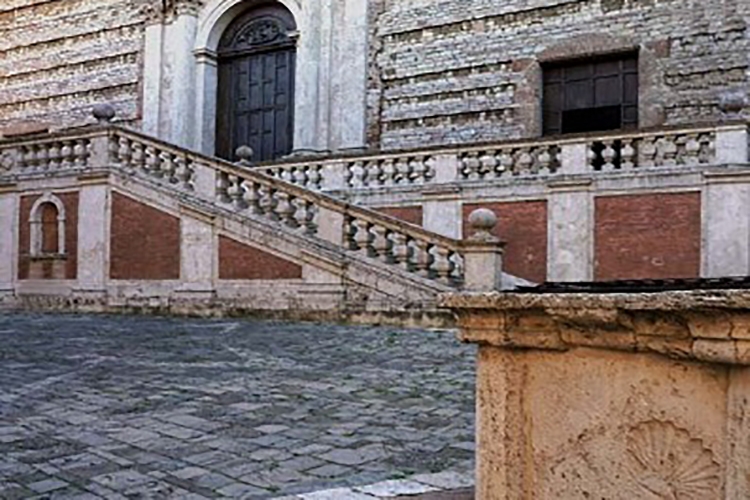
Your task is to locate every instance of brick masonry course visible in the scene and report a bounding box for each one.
[0,313,475,499]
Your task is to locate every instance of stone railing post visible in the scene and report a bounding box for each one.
[715,126,749,165]
[320,161,348,191]
[462,208,504,291]
[0,183,18,298]
[317,205,346,246]
[431,153,460,183]
[192,162,217,200]
[559,142,589,174]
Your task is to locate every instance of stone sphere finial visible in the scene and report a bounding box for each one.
[92,104,116,123]
[719,90,748,120]
[235,145,254,167]
[468,208,498,242]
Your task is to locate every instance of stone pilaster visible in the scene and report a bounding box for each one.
[76,178,110,295]
[702,172,750,278]
[546,179,593,282]
[0,184,19,296]
[178,207,216,297]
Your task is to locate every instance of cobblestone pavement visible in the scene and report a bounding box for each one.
[0,313,475,499]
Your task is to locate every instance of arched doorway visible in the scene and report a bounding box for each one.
[215,3,296,162]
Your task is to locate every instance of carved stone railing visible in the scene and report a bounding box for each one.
[253,122,748,191]
[1,126,508,290]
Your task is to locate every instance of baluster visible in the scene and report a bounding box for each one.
[431,246,453,286]
[160,152,176,181]
[263,186,278,218]
[308,165,322,190]
[395,157,410,185]
[350,161,365,188]
[537,148,552,175]
[601,141,617,171]
[371,225,390,263]
[658,137,678,166]
[294,199,316,235]
[352,219,371,256]
[515,148,533,174]
[423,156,436,182]
[449,251,464,285]
[390,232,410,271]
[683,134,701,165]
[410,157,426,185]
[361,161,375,187]
[463,153,481,180]
[381,159,396,186]
[293,166,308,188]
[131,142,145,171]
[36,145,49,170]
[276,192,297,227]
[144,146,158,175]
[586,144,598,170]
[280,167,293,184]
[216,172,231,204]
[243,181,261,213]
[60,141,74,168]
[48,143,61,169]
[118,137,132,167]
[620,139,635,169]
[73,140,87,167]
[25,146,38,170]
[479,151,497,179]
[175,156,193,190]
[498,151,513,176]
[226,174,244,208]
[638,137,657,167]
[699,133,714,164]
[412,240,432,278]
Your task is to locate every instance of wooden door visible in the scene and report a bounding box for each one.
[216,6,296,162]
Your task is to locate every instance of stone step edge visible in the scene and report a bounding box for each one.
[272,469,474,500]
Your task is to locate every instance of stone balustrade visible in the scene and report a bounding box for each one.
[252,122,748,191]
[1,125,508,291]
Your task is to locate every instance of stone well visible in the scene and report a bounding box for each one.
[440,283,750,499]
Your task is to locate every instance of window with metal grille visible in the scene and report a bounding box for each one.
[542,53,638,136]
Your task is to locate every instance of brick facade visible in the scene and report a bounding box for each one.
[218,235,302,280]
[110,192,180,280]
[463,201,547,283]
[376,206,423,226]
[371,0,749,149]
[594,192,701,281]
[0,0,146,133]
[18,192,79,280]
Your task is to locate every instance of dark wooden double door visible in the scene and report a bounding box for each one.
[216,8,296,162]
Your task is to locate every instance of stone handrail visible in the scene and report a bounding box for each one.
[0,125,493,289]
[253,122,748,189]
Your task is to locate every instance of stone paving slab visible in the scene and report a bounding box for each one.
[0,313,475,498]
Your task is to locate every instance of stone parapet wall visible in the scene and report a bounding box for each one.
[0,0,148,134]
[371,0,750,149]
[442,288,750,498]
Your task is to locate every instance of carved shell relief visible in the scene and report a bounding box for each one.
[627,421,720,498]
[544,420,721,499]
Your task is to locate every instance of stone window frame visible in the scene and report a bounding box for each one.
[29,193,66,258]
[523,34,666,138]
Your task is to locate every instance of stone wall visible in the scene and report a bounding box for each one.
[371,0,750,150]
[0,0,148,134]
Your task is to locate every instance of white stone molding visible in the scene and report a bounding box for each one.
[29,193,66,256]
[76,184,110,292]
[0,190,18,293]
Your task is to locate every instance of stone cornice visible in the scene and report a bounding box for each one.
[441,290,750,365]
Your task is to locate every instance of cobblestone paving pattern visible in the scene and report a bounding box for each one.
[0,313,475,499]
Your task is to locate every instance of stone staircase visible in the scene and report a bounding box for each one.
[0,124,520,325]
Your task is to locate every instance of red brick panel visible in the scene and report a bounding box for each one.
[463,201,548,283]
[219,236,302,280]
[595,192,701,281]
[376,206,423,226]
[18,192,78,280]
[110,192,180,280]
